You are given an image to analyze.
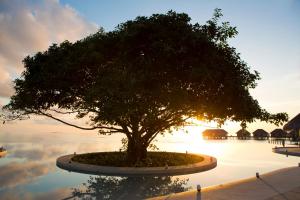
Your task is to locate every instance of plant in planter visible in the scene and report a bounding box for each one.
[2,9,287,165]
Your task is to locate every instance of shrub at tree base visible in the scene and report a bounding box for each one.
[3,9,288,165]
[71,152,204,167]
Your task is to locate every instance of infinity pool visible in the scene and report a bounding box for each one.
[0,131,299,199]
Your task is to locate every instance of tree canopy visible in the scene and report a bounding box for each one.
[3,9,288,163]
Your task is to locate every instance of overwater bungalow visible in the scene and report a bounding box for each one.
[286,130,299,141]
[283,113,300,141]
[270,129,287,138]
[202,129,228,140]
[252,129,269,140]
[236,129,251,140]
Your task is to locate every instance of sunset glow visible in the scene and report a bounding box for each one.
[0,1,300,199]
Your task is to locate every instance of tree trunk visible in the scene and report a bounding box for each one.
[127,137,147,165]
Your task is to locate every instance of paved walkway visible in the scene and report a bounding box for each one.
[150,166,300,200]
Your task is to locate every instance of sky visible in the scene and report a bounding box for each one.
[0,0,299,137]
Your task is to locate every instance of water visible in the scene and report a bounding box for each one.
[0,131,299,199]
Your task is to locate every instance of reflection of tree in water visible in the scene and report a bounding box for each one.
[67,176,190,200]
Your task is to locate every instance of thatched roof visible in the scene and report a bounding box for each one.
[286,130,299,139]
[236,129,251,137]
[202,129,228,137]
[270,129,287,138]
[283,113,300,132]
[253,129,269,137]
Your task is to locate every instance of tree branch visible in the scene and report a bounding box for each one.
[35,110,122,131]
[49,108,77,114]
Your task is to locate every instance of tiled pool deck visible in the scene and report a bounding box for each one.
[150,149,300,200]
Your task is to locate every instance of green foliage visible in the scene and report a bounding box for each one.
[3,9,288,162]
[72,152,203,167]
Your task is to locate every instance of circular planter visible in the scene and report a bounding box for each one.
[56,153,217,176]
[272,147,300,157]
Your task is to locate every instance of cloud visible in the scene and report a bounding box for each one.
[0,187,72,200]
[10,146,65,161]
[0,66,14,97]
[0,191,33,200]
[0,161,52,188]
[34,188,72,200]
[0,0,98,98]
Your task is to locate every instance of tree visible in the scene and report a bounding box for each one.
[3,9,287,164]
[66,176,190,200]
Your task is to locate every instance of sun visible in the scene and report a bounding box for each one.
[165,119,226,156]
